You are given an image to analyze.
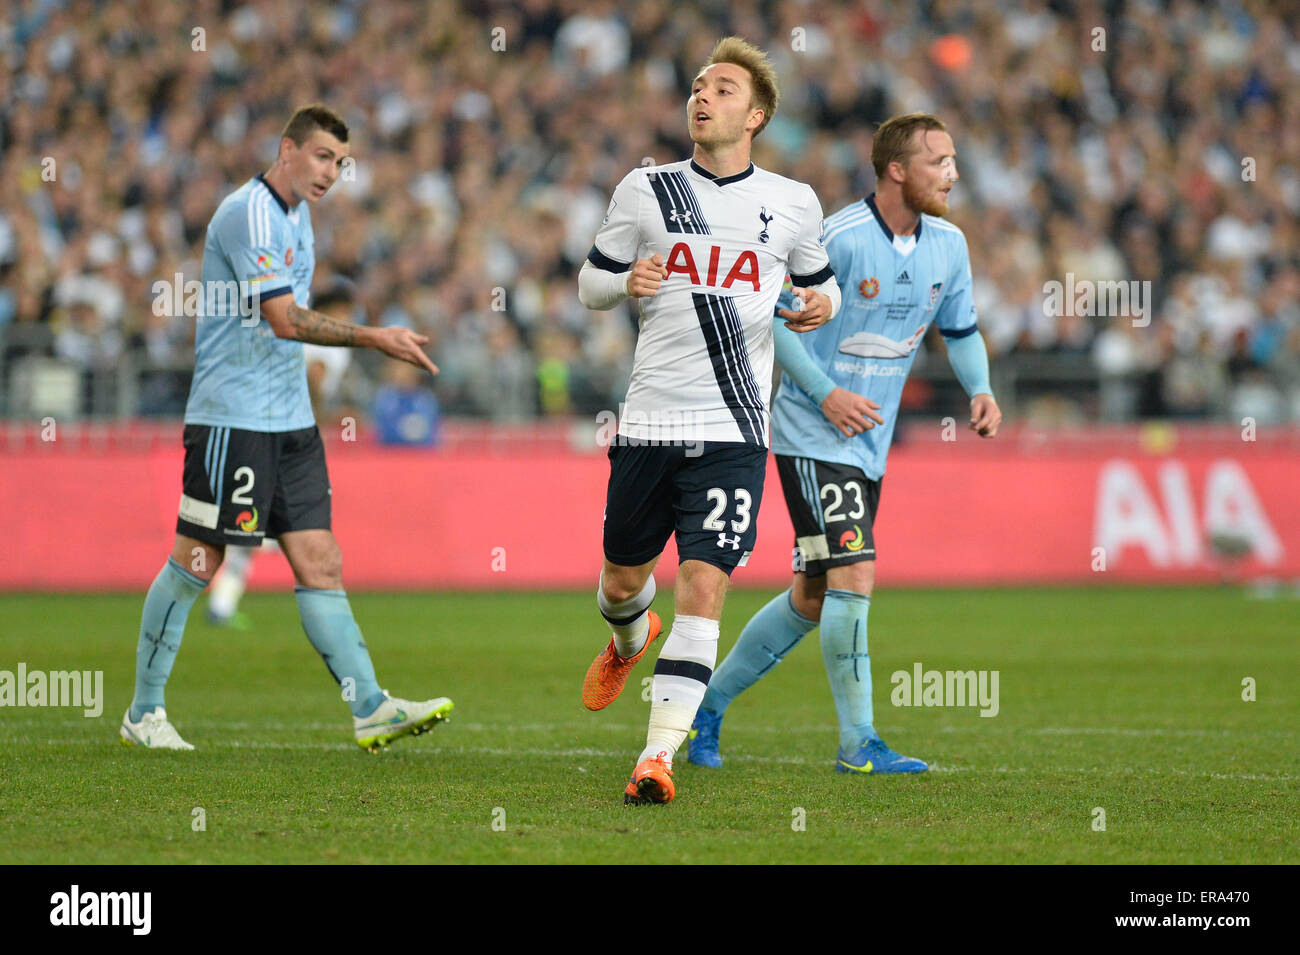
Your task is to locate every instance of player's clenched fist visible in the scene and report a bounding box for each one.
[820,387,885,437]
[376,326,439,375]
[778,286,833,332]
[626,254,668,298]
[969,393,1001,437]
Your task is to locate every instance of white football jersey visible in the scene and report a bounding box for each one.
[587,159,832,446]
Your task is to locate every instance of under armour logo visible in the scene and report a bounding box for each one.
[758,206,774,243]
[670,209,693,226]
[717,533,741,550]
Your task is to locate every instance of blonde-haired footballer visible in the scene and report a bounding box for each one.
[577,38,842,804]
[689,114,1002,775]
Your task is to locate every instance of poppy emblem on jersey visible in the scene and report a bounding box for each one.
[256,254,270,268]
[758,206,774,243]
[839,525,865,551]
[929,281,943,308]
[859,277,880,299]
[285,247,294,266]
[236,508,259,533]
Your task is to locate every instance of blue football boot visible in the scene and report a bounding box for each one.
[835,737,928,774]
[686,708,724,768]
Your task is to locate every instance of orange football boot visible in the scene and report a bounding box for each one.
[622,754,675,805]
[582,611,662,711]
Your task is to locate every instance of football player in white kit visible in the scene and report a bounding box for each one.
[576,37,843,805]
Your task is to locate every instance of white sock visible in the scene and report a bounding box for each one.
[209,546,254,618]
[639,615,719,765]
[597,573,656,658]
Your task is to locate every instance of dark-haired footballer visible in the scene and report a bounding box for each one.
[123,105,452,752]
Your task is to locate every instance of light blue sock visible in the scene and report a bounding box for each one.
[701,589,818,714]
[294,587,386,717]
[131,557,207,721]
[820,589,876,751]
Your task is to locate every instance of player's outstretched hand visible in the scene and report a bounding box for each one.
[626,254,668,298]
[376,326,439,375]
[970,393,1001,437]
[778,287,833,332]
[820,387,884,437]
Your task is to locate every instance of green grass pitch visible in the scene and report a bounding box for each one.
[1,586,1295,864]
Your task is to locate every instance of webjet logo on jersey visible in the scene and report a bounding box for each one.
[151,272,262,327]
[831,360,907,378]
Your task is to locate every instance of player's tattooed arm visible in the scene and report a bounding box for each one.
[262,296,438,374]
[285,301,359,346]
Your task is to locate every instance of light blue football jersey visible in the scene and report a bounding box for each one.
[184,174,316,433]
[771,195,978,479]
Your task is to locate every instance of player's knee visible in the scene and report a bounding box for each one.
[318,548,343,587]
[850,560,876,595]
[674,560,729,618]
[601,573,642,604]
[826,559,875,597]
[600,561,652,604]
[299,543,343,589]
[171,536,223,583]
[791,587,824,621]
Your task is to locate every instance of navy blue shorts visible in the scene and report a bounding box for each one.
[176,425,332,547]
[776,455,880,577]
[603,441,767,574]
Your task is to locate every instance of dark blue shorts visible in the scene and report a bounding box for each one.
[176,425,331,547]
[602,441,767,574]
[776,455,880,577]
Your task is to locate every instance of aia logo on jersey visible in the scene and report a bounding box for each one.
[665,242,760,291]
[285,247,294,266]
[859,277,880,299]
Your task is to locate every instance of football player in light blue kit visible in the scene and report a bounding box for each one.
[688,114,1002,774]
[122,105,452,752]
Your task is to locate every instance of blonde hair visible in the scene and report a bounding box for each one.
[872,113,947,179]
[704,36,779,138]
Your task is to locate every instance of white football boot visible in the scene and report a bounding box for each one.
[120,707,195,750]
[353,694,454,752]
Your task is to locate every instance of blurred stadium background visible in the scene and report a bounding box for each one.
[1,0,1298,590]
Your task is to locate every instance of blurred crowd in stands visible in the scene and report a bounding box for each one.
[2,0,1298,433]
